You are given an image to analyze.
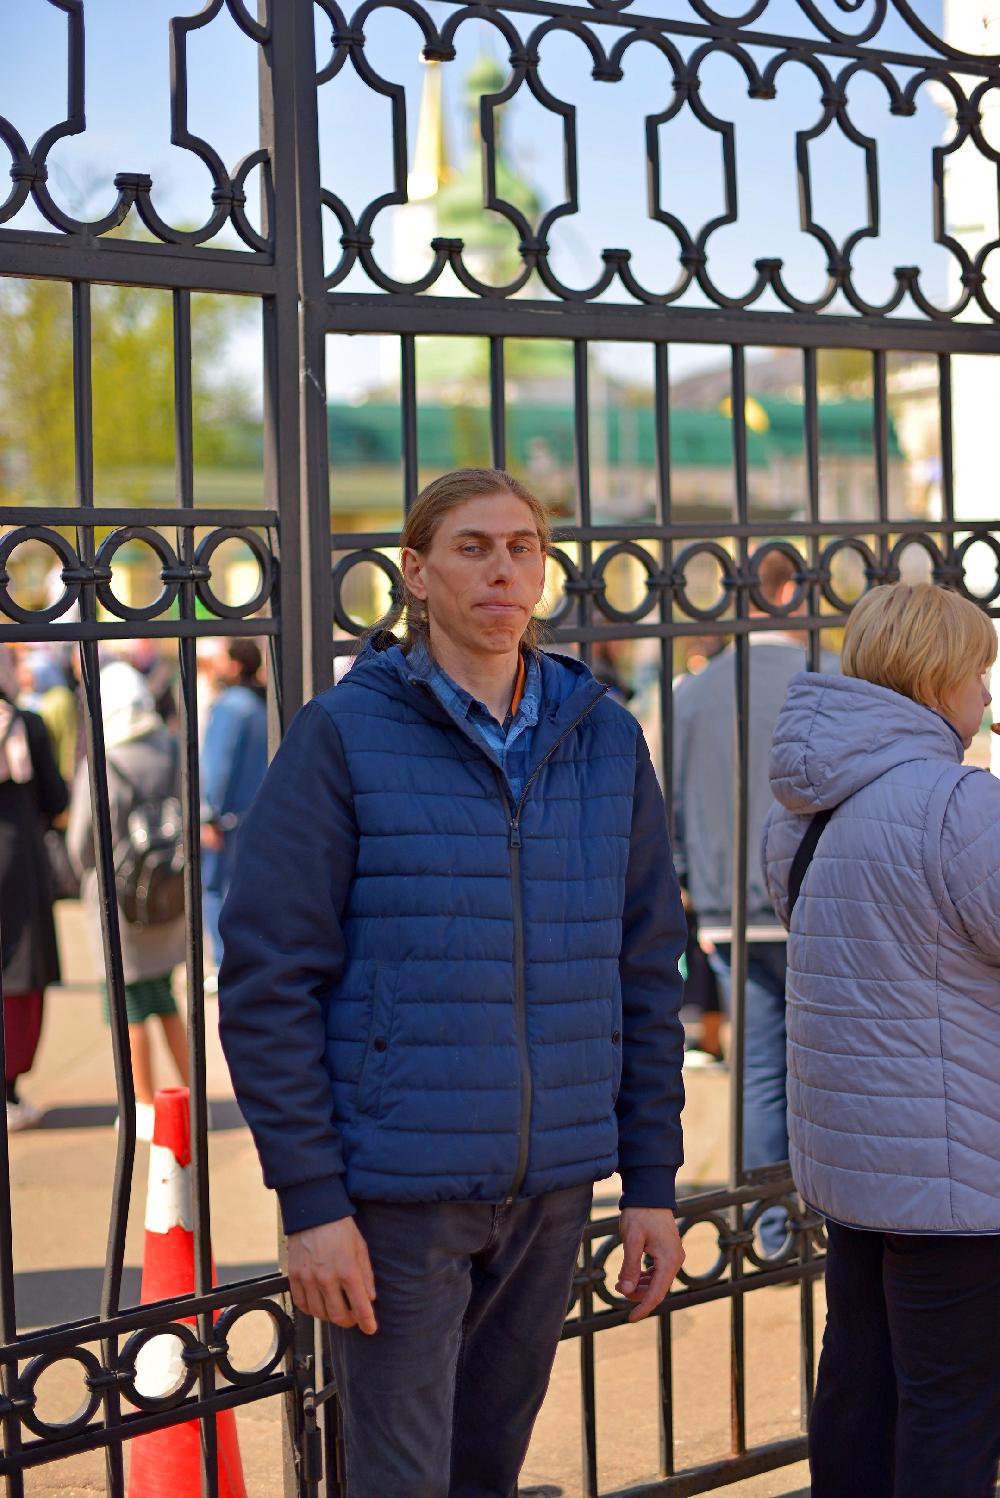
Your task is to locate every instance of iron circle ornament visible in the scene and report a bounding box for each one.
[747,541,809,616]
[886,532,946,587]
[672,541,738,622]
[94,527,181,623]
[741,1194,803,1273]
[331,549,404,637]
[18,1347,104,1440]
[817,536,881,613]
[954,531,1000,606]
[194,527,274,620]
[118,1322,201,1413]
[539,545,584,629]
[675,1211,730,1289]
[213,1298,291,1388]
[592,541,665,625]
[588,1229,634,1312]
[0,527,83,625]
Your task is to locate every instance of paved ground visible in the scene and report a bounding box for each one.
[10,904,815,1496]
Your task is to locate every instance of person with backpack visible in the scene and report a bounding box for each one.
[0,647,68,1131]
[68,661,188,1142]
[762,583,1000,1498]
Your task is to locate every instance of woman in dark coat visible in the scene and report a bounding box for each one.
[0,648,68,1130]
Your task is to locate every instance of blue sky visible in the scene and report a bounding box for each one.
[1,0,970,396]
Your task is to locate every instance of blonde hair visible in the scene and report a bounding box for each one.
[842,583,996,711]
[399,468,550,651]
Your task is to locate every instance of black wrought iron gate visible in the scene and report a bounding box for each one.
[2,1,1000,1494]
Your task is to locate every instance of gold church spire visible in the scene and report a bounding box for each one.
[407,59,452,202]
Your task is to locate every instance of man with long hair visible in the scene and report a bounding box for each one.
[219,469,687,1496]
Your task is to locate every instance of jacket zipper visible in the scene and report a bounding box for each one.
[497,691,606,1204]
[409,671,607,1202]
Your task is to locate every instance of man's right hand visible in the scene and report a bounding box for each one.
[286,1217,378,1334]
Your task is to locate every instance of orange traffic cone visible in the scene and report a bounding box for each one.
[128,1088,247,1498]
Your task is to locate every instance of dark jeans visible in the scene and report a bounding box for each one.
[811,1219,1000,1498]
[327,1185,593,1498]
[709,942,788,1256]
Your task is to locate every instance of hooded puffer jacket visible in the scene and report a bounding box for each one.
[762,672,1000,1235]
[219,643,686,1232]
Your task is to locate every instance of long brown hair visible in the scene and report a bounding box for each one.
[399,468,550,652]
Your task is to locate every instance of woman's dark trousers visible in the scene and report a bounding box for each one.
[810,1218,1000,1498]
[326,1184,592,1498]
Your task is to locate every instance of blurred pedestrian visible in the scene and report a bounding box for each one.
[764,583,1000,1498]
[673,549,836,1254]
[67,662,188,1143]
[20,647,79,783]
[200,639,268,980]
[120,639,177,728]
[0,647,68,1131]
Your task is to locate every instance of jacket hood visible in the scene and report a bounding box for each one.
[769,672,964,815]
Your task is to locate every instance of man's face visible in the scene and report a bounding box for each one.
[402,492,546,658]
[201,641,234,688]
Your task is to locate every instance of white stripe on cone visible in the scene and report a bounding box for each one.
[145,1143,193,1234]
[134,1331,188,1399]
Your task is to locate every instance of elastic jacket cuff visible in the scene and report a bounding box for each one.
[278,1175,355,1234]
[618,1167,678,1213]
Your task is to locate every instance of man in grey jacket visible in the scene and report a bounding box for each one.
[672,550,835,1255]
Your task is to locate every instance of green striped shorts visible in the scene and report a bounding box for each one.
[102,974,179,1026]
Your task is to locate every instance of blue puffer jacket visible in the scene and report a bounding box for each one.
[219,642,686,1231]
[763,673,1000,1235]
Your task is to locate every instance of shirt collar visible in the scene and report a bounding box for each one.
[406,637,540,727]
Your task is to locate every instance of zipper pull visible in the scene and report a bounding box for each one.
[509,821,521,849]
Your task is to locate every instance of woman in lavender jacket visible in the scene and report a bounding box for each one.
[762,584,999,1498]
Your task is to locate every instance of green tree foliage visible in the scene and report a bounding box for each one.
[817,349,874,398]
[0,276,254,503]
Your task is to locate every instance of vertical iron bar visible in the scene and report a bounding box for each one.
[728,344,750,1459]
[173,287,219,1498]
[873,349,889,578]
[804,349,822,672]
[574,341,593,668]
[271,4,324,1487]
[273,0,329,706]
[284,1309,321,1498]
[728,343,750,1190]
[799,1219,816,1430]
[939,354,956,586]
[489,336,506,470]
[939,353,955,527]
[0,913,22,1490]
[654,340,677,1478]
[319,1323,342,1497]
[74,281,130,1498]
[401,334,419,515]
[654,342,674,829]
[656,1314,675,1479]
[578,1234,598,1498]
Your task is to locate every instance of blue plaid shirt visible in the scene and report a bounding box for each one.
[406,638,542,805]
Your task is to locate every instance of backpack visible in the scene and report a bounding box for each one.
[109,742,185,928]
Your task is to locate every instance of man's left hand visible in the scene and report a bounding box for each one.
[616,1207,684,1322]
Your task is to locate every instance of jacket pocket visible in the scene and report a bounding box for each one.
[356,965,396,1117]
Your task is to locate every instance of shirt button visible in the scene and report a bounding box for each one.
[611,1030,621,1044]
[373,1037,388,1053]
